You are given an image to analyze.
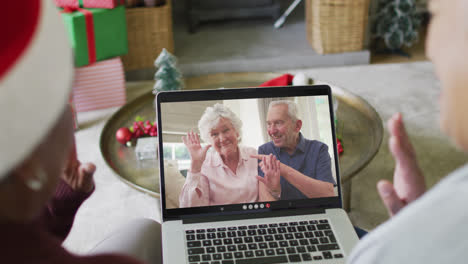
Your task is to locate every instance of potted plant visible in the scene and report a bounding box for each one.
[372,0,422,56]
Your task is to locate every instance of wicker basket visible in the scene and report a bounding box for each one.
[121,0,174,71]
[306,0,370,54]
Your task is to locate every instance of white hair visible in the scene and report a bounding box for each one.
[268,100,299,122]
[198,103,243,144]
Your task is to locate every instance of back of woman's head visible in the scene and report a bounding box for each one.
[0,0,73,182]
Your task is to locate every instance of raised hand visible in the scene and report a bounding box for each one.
[182,130,211,173]
[377,113,426,216]
[253,154,281,196]
[62,142,95,193]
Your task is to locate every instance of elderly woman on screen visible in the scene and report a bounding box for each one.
[179,104,260,207]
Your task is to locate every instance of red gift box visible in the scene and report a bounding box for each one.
[72,58,126,112]
[55,0,123,9]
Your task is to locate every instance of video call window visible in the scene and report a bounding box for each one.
[160,96,338,209]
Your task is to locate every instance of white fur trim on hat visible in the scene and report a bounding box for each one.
[0,0,74,179]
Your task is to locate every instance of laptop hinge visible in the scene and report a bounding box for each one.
[182,208,326,224]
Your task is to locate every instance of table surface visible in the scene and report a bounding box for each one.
[65,62,468,255]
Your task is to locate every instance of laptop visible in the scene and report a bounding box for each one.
[156,85,359,264]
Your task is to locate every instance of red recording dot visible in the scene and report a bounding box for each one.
[266,203,270,208]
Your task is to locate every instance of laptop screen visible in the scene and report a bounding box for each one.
[156,85,342,220]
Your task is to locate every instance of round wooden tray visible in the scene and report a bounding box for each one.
[100,72,383,198]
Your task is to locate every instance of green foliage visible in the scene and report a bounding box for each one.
[373,0,421,50]
[152,48,184,94]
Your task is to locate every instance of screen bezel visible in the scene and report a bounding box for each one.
[156,85,342,221]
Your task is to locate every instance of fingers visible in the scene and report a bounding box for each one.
[80,162,96,177]
[192,130,200,145]
[183,130,202,147]
[259,161,266,174]
[388,113,414,157]
[78,162,95,193]
[377,180,406,217]
[256,175,267,185]
[387,113,401,139]
[266,154,280,172]
[187,130,202,145]
[182,130,195,146]
[269,154,277,169]
[263,156,270,171]
[188,130,195,145]
[387,113,426,200]
[64,143,80,176]
[250,154,267,160]
[270,154,275,171]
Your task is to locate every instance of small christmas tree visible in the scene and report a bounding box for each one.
[152,49,184,94]
[372,0,422,52]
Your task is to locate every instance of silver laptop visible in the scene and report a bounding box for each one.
[156,85,359,264]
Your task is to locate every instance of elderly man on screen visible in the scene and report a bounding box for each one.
[253,100,336,201]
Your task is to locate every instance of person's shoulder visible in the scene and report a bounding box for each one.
[349,166,468,263]
[258,141,274,152]
[303,138,329,151]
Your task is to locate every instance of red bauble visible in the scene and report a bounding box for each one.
[116,127,132,145]
[337,139,344,155]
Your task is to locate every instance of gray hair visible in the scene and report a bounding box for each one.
[198,103,243,144]
[268,100,299,122]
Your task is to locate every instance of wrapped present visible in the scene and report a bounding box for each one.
[61,6,128,67]
[72,58,126,112]
[54,0,123,9]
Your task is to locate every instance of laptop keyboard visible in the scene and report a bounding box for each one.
[185,219,344,263]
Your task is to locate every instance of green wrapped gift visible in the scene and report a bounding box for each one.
[61,6,128,67]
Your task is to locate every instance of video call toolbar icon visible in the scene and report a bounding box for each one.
[242,203,270,210]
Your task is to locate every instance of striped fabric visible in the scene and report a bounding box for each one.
[72,57,126,112]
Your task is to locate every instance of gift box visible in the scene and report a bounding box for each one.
[72,58,126,112]
[61,6,128,67]
[55,0,123,9]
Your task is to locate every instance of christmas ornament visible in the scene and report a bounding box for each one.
[372,0,421,51]
[116,127,132,145]
[152,48,184,93]
[115,116,158,146]
[337,139,344,155]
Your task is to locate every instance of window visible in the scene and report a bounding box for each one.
[163,143,191,171]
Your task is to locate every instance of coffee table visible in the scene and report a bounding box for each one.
[100,72,383,211]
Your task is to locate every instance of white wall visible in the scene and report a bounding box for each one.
[223,99,264,149]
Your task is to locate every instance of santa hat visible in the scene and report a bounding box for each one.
[0,0,73,179]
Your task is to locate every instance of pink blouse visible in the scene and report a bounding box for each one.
[179,146,259,208]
